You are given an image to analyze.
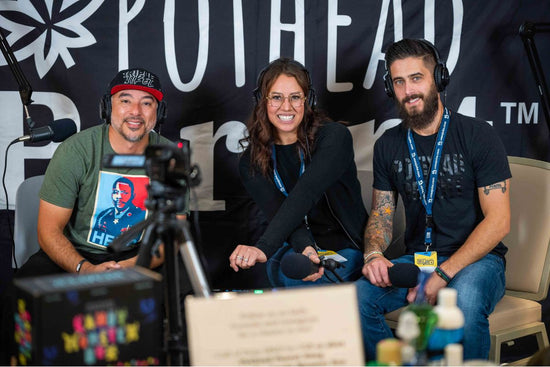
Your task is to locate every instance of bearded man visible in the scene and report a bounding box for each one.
[356,39,511,361]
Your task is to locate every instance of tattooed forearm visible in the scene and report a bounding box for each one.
[483,181,507,195]
[364,190,396,252]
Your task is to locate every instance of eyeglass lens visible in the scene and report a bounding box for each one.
[268,93,305,108]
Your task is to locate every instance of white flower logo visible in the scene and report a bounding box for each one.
[0,0,104,78]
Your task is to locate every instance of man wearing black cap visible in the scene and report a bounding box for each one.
[16,67,184,276]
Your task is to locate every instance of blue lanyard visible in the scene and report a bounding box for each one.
[272,147,305,197]
[272,146,317,240]
[406,107,450,251]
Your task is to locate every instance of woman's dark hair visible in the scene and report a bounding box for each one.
[240,58,329,177]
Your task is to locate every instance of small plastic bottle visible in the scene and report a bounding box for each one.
[396,311,419,365]
[376,338,402,365]
[445,343,464,366]
[406,272,438,350]
[403,271,438,365]
[427,288,464,361]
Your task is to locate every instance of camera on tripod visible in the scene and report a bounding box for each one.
[103,140,199,188]
[103,140,200,216]
[103,139,210,364]
[103,140,200,190]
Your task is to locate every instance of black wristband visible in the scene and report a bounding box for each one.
[76,259,89,273]
[435,266,451,283]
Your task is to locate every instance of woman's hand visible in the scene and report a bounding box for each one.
[229,244,267,272]
[300,246,324,282]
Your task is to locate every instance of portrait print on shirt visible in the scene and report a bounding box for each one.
[88,171,149,249]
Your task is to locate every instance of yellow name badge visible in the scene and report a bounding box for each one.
[414,251,437,273]
[317,250,347,263]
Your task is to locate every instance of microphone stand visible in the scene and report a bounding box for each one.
[519,22,550,134]
[0,27,36,270]
[0,28,34,129]
[110,180,211,365]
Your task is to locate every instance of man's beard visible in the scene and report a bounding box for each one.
[397,84,440,131]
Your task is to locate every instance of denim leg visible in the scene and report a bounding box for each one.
[266,243,290,287]
[325,247,364,282]
[266,244,363,288]
[356,255,414,361]
[447,253,505,360]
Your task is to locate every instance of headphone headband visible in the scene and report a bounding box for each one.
[383,39,450,98]
[253,58,316,108]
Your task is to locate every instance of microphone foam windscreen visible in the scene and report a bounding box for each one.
[50,119,77,142]
[388,263,420,288]
[280,253,313,280]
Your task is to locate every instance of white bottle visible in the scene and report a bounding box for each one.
[427,288,464,361]
[445,343,464,366]
[396,311,421,365]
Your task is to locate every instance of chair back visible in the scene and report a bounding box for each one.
[12,175,44,267]
[504,157,550,301]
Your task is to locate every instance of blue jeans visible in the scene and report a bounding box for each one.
[267,243,363,287]
[356,253,505,361]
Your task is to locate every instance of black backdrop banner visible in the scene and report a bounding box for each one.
[1,0,549,289]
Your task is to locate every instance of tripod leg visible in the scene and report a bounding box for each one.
[178,219,211,298]
[159,228,185,366]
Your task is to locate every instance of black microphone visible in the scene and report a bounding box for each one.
[16,118,76,143]
[388,263,421,288]
[280,253,344,280]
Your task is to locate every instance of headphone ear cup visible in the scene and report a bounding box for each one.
[418,39,450,92]
[157,100,167,124]
[253,87,261,104]
[434,63,450,92]
[99,94,111,123]
[253,65,268,105]
[383,71,394,98]
[307,88,316,108]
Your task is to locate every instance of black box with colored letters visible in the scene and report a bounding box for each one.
[14,267,162,365]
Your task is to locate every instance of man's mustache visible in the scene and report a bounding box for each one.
[402,94,424,104]
[123,116,145,124]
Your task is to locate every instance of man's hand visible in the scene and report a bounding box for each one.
[229,245,267,272]
[300,246,324,282]
[116,257,137,268]
[79,260,122,274]
[362,254,394,287]
[406,272,447,305]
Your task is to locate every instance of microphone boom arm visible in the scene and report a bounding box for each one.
[519,21,550,134]
[0,28,34,127]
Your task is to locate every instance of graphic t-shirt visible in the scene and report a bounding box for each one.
[373,111,511,258]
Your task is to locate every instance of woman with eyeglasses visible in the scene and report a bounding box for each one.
[229,58,368,287]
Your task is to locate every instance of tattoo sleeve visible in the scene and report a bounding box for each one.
[483,181,507,195]
[364,190,396,253]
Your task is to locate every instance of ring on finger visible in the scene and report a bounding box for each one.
[236,255,243,260]
[243,258,249,262]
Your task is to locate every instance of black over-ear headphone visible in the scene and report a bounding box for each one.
[253,59,317,108]
[99,93,167,124]
[383,39,450,98]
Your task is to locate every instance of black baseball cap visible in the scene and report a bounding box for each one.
[108,68,164,101]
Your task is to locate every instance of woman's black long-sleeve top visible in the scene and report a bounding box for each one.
[239,121,368,258]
